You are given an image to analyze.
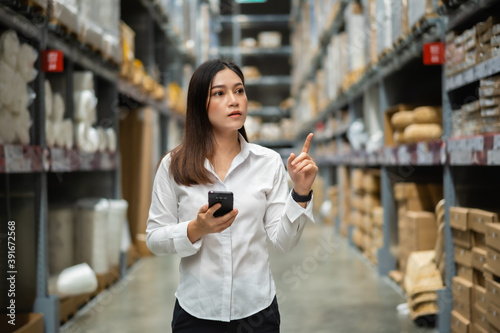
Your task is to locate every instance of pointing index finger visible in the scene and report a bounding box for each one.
[302,133,313,154]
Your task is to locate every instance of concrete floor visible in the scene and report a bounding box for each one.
[61,224,437,333]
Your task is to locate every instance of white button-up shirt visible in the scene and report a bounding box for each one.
[146,134,314,322]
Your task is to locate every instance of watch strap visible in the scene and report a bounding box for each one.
[291,189,313,202]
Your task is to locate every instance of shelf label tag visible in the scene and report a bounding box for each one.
[494,135,500,150]
[423,42,445,65]
[487,150,500,165]
[4,145,30,172]
[450,150,472,165]
[468,136,484,151]
[397,145,411,164]
[50,148,71,172]
[417,142,433,164]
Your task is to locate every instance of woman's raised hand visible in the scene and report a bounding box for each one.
[287,133,318,196]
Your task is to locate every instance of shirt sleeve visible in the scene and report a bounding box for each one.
[263,153,315,253]
[145,156,202,257]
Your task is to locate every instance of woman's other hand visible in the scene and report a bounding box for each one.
[187,204,238,243]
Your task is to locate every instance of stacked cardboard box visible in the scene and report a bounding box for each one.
[450,207,500,332]
[394,183,442,276]
[350,168,382,264]
[446,16,500,77]
[485,222,500,332]
[452,75,500,137]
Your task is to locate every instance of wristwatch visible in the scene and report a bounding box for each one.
[291,189,313,202]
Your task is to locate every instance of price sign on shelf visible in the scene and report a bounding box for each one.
[423,42,445,65]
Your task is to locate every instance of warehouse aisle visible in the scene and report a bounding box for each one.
[61,224,436,333]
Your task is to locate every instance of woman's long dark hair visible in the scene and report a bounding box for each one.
[168,59,248,186]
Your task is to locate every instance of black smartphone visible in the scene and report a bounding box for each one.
[208,191,233,217]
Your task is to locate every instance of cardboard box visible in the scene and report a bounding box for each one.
[472,231,487,249]
[451,207,470,231]
[485,277,500,308]
[453,228,472,249]
[472,304,489,331]
[472,322,488,333]
[473,247,488,271]
[455,245,473,267]
[451,309,470,333]
[486,223,500,252]
[487,247,500,276]
[0,313,43,333]
[453,276,473,305]
[474,285,488,312]
[457,264,474,283]
[487,302,500,330]
[469,209,499,233]
[474,268,486,287]
[405,211,437,249]
[454,298,471,320]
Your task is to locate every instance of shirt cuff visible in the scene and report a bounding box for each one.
[173,221,202,257]
[285,190,315,223]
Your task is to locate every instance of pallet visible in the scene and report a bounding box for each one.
[411,13,440,34]
[47,19,79,42]
[60,293,91,324]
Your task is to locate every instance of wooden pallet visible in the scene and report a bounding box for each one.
[411,13,440,33]
[60,293,91,324]
[47,19,79,42]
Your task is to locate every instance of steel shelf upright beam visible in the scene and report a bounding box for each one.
[32,31,59,333]
[377,76,397,276]
[438,16,456,333]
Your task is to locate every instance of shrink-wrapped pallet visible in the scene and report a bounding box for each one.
[74,198,110,274]
[107,200,128,267]
[48,207,75,274]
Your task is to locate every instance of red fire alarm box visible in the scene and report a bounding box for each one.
[423,42,445,65]
[42,50,64,72]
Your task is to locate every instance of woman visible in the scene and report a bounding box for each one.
[146,59,318,332]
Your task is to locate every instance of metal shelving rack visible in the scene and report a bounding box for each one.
[214,1,295,153]
[0,1,192,332]
[291,0,500,332]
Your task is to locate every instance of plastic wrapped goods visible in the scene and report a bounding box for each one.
[48,207,75,275]
[107,200,128,267]
[0,111,16,144]
[74,90,97,123]
[17,43,38,83]
[13,110,31,145]
[45,80,53,119]
[51,93,65,122]
[54,263,98,296]
[62,119,74,149]
[404,124,443,143]
[106,128,116,152]
[74,198,110,274]
[0,60,17,108]
[0,30,20,69]
[391,110,414,129]
[46,121,55,147]
[413,106,442,124]
[73,71,94,92]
